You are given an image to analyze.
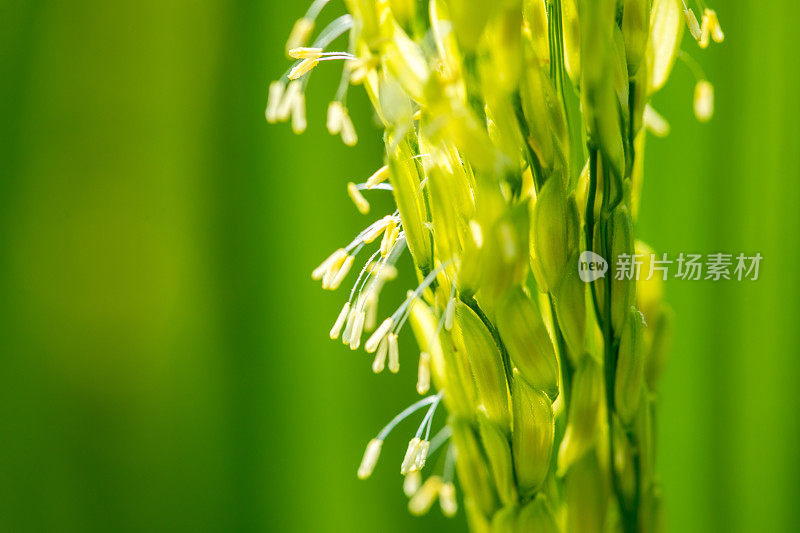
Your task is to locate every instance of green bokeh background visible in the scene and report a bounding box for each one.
[1,1,798,532]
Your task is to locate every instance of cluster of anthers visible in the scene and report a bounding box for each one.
[268,0,722,529]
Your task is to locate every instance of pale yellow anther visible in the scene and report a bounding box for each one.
[684,8,702,41]
[289,46,323,59]
[363,216,392,243]
[408,476,442,516]
[403,470,422,497]
[265,81,284,124]
[328,255,354,290]
[340,114,358,146]
[365,165,391,188]
[366,261,397,280]
[291,93,307,134]
[357,438,382,479]
[347,182,370,215]
[388,333,400,373]
[321,253,347,289]
[349,310,366,350]
[416,351,431,395]
[342,298,358,345]
[373,337,388,373]
[413,440,430,471]
[380,219,397,256]
[706,9,724,43]
[330,302,351,340]
[401,437,422,475]
[694,80,714,122]
[288,58,319,80]
[364,292,378,331]
[276,80,301,122]
[366,317,394,353]
[285,18,314,56]
[439,481,457,517]
[312,248,345,280]
[381,225,400,257]
[699,13,711,49]
[327,101,344,135]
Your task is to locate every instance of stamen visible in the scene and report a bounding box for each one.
[401,437,423,474]
[288,46,323,59]
[362,216,393,243]
[340,113,358,146]
[357,438,382,479]
[342,301,357,345]
[403,470,422,497]
[366,317,394,353]
[694,80,714,122]
[365,165,391,188]
[348,310,366,350]
[699,12,711,49]
[265,81,285,124]
[372,337,388,373]
[408,476,442,516]
[683,8,702,41]
[276,80,301,122]
[364,291,378,331]
[321,253,347,289]
[288,58,319,80]
[312,248,345,280]
[291,92,307,134]
[348,182,370,215]
[327,101,345,135]
[439,482,457,517]
[388,333,400,373]
[416,351,431,394]
[381,223,400,257]
[330,302,351,340]
[328,255,354,290]
[286,18,315,55]
[707,9,724,43]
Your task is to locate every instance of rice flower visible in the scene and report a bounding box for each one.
[268,0,721,530]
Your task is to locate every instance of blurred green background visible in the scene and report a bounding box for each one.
[1,1,798,532]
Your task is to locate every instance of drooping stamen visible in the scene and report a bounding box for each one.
[357,438,382,479]
[416,351,431,394]
[347,182,370,214]
[330,301,351,340]
[408,476,442,516]
[265,81,285,124]
[387,333,400,373]
[372,337,388,373]
[284,0,331,54]
[403,470,422,497]
[312,248,346,280]
[439,481,457,517]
